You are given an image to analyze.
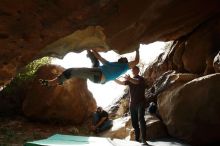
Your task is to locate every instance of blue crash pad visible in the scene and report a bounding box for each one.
[24,134,141,146]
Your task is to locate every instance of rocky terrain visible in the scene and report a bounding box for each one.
[1,0,220,145]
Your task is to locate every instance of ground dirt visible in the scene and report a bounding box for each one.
[0,116,94,146]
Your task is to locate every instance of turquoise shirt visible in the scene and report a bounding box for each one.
[99,62,129,82]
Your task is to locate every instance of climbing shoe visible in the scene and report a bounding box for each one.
[87,50,100,67]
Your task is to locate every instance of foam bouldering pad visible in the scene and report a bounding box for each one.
[24,134,142,146]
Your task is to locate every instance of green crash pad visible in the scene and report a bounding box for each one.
[24,134,142,146]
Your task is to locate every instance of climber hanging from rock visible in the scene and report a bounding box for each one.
[39,47,140,87]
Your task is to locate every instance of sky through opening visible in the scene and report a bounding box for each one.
[52,42,166,108]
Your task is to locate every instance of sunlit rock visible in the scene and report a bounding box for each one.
[144,51,173,86]
[144,17,220,84]
[101,116,131,139]
[1,0,220,85]
[101,114,168,141]
[213,51,220,73]
[40,26,109,58]
[22,64,96,124]
[158,73,220,145]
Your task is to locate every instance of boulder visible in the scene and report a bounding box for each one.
[1,0,220,85]
[102,114,168,141]
[22,64,97,124]
[145,114,168,140]
[130,114,169,141]
[182,17,220,74]
[158,73,220,145]
[101,116,131,140]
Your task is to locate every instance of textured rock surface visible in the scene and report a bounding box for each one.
[145,114,168,140]
[144,15,220,85]
[22,65,96,124]
[213,51,220,72]
[1,1,220,144]
[158,74,220,145]
[181,17,220,74]
[101,114,168,141]
[101,116,131,139]
[1,0,220,85]
[144,51,173,86]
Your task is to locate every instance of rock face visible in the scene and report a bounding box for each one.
[144,16,220,85]
[1,1,220,145]
[101,114,168,141]
[181,17,220,74]
[213,51,220,73]
[1,0,220,85]
[144,51,174,87]
[101,117,131,139]
[22,65,96,124]
[158,74,220,145]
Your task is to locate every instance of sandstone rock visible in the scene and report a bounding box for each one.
[182,17,220,74]
[130,114,169,141]
[144,16,220,85]
[146,71,198,99]
[101,116,131,140]
[22,64,96,124]
[145,114,168,140]
[172,40,186,72]
[101,114,168,141]
[1,0,220,85]
[213,51,220,73]
[203,52,216,75]
[144,51,173,87]
[158,73,220,145]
